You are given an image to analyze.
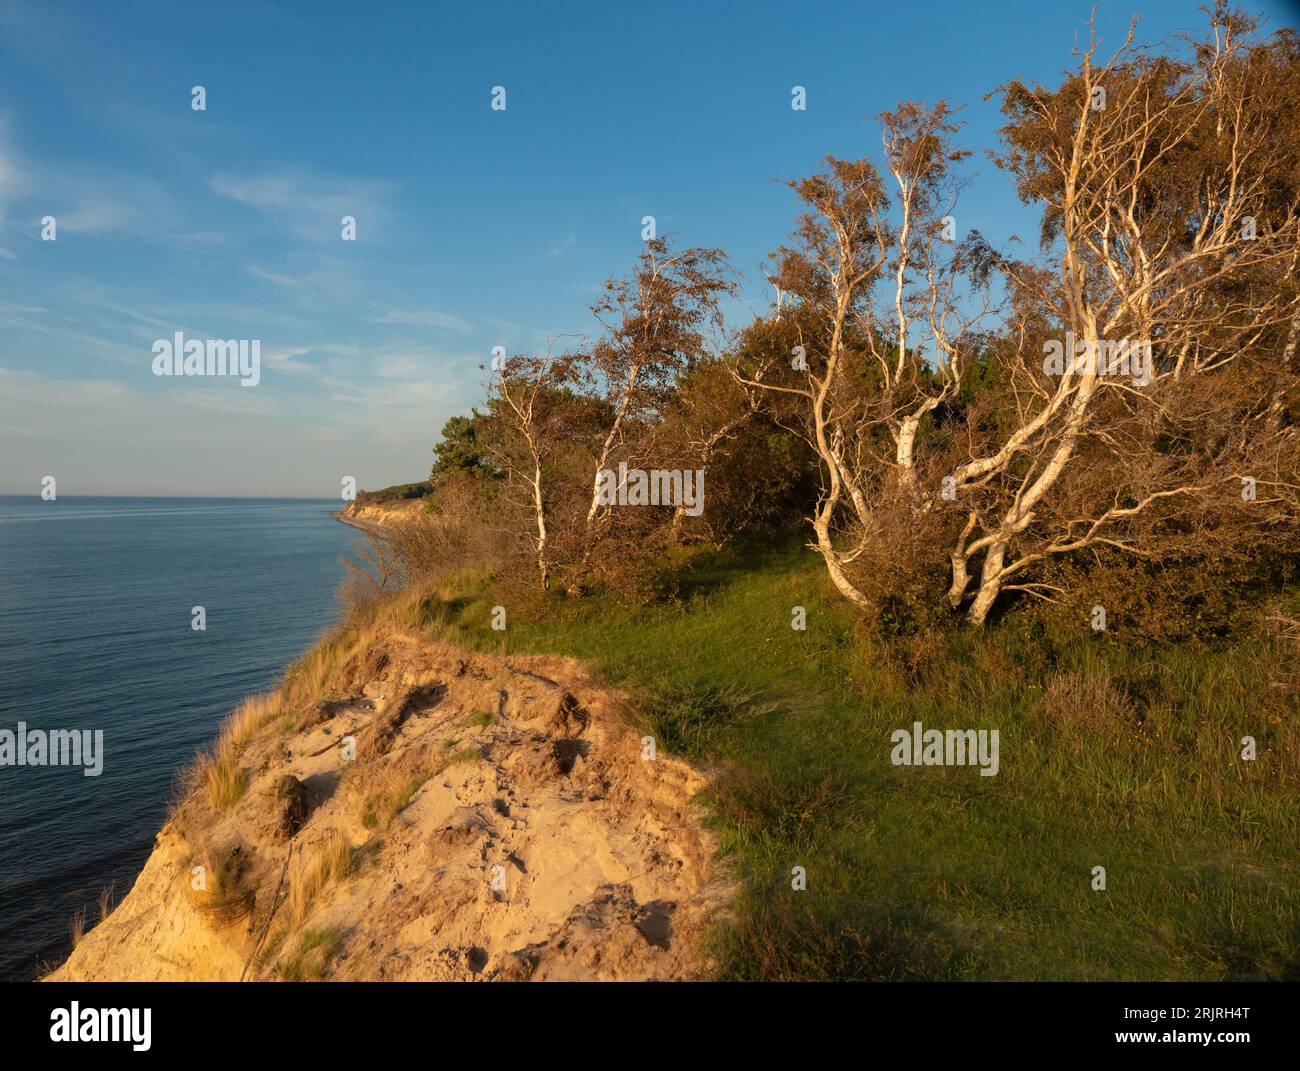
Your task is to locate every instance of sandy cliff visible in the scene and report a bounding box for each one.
[51,627,728,981]
[338,498,427,529]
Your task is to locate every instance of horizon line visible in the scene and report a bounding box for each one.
[0,492,351,501]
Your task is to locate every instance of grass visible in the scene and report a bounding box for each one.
[97,882,114,924]
[386,536,1300,980]
[287,831,355,927]
[277,927,345,981]
[200,692,282,809]
[359,772,430,830]
[202,757,247,810]
[187,843,254,928]
[66,882,116,952]
[68,907,86,950]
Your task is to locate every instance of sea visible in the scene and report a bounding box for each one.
[0,496,359,980]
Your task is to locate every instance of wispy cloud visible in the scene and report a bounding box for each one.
[243,257,370,312]
[55,194,141,234]
[540,232,577,259]
[367,307,473,333]
[261,346,317,375]
[247,264,308,291]
[0,109,27,238]
[212,171,391,242]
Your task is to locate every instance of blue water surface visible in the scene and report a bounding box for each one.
[0,496,357,979]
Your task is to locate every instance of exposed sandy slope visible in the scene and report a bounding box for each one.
[51,630,728,981]
[339,499,426,528]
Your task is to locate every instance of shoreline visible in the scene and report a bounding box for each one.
[1,498,356,981]
[332,507,384,536]
[332,498,426,535]
[50,605,726,981]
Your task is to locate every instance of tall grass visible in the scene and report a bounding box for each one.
[357,770,430,830]
[68,907,87,950]
[199,693,282,809]
[287,831,354,928]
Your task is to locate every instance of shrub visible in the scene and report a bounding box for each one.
[186,843,255,929]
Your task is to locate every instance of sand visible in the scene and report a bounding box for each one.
[50,629,729,981]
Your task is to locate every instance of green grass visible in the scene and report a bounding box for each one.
[277,927,345,982]
[392,538,1300,980]
[359,773,430,830]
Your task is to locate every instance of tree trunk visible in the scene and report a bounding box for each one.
[812,514,872,613]
[965,540,1007,626]
[530,461,549,591]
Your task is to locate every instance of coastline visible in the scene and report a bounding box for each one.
[0,498,357,981]
[49,499,728,982]
[332,506,383,536]
[51,623,727,982]
[333,498,424,535]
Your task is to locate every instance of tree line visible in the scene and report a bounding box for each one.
[398,6,1299,638]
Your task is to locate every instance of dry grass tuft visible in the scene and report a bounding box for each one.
[201,752,247,810]
[287,831,354,928]
[97,882,115,923]
[276,926,345,981]
[200,692,282,810]
[69,906,87,950]
[186,843,255,928]
[1038,671,1137,735]
[357,767,430,830]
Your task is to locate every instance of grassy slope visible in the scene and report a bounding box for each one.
[372,539,1299,980]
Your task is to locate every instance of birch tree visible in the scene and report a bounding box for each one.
[481,353,582,592]
[738,104,997,610]
[582,237,736,533]
[945,7,1300,625]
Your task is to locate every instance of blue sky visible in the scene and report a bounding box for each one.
[1,0,1296,496]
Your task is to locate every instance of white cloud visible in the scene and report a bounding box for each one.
[248,264,308,291]
[56,195,141,234]
[262,346,317,375]
[0,109,27,233]
[0,300,47,328]
[212,171,390,242]
[367,307,473,333]
[0,363,469,496]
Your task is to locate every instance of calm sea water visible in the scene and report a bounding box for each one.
[0,497,358,980]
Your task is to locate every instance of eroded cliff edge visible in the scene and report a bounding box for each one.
[51,626,729,981]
